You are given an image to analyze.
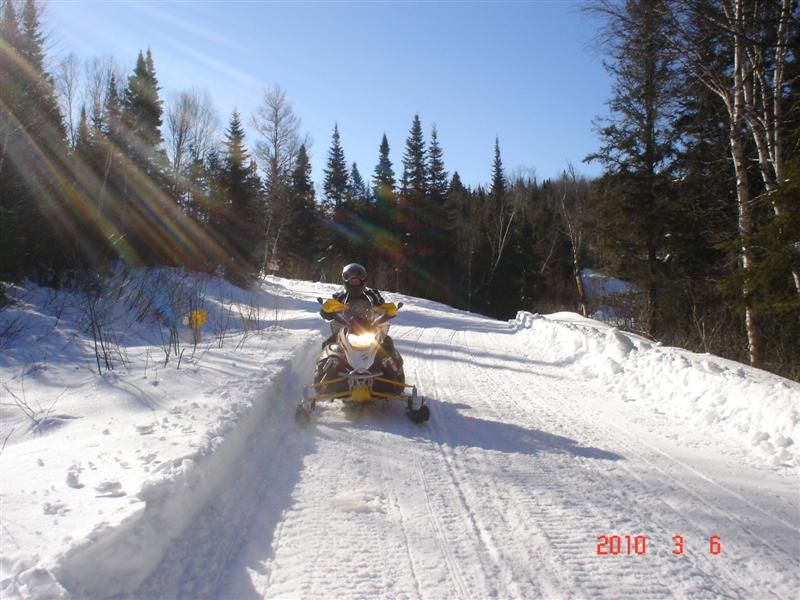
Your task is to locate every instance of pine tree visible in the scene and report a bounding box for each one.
[422,124,451,302]
[398,115,427,294]
[427,125,449,203]
[18,0,45,71]
[372,133,396,204]
[401,114,426,196]
[370,133,401,284]
[444,171,475,306]
[19,0,64,141]
[0,0,68,279]
[74,106,93,159]
[103,73,122,138]
[284,143,318,275]
[348,162,368,206]
[371,133,397,238]
[222,110,260,278]
[482,139,516,295]
[587,0,677,338]
[489,137,506,202]
[323,124,349,211]
[124,50,161,144]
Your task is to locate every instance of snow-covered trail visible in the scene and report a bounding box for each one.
[136,291,799,599]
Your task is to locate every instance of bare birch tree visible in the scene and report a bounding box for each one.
[557,165,590,317]
[665,0,798,364]
[82,56,120,131]
[251,86,306,273]
[54,52,80,147]
[165,88,217,196]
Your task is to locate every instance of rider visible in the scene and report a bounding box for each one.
[320,263,403,379]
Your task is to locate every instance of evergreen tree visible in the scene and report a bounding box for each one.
[399,114,427,293]
[371,133,401,283]
[348,162,369,206]
[480,139,516,296]
[122,49,165,170]
[422,124,450,301]
[18,0,64,143]
[103,73,122,139]
[19,0,45,72]
[401,114,426,196]
[372,133,396,203]
[587,0,678,337]
[276,144,321,277]
[285,143,318,276]
[0,0,68,279]
[427,125,448,203]
[74,106,93,159]
[489,137,506,202]
[444,172,475,306]
[123,48,163,153]
[323,124,349,211]
[222,110,260,279]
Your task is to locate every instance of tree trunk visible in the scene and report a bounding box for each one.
[574,265,587,318]
[730,44,762,367]
[647,245,658,337]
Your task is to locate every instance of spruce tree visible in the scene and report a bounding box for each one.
[489,137,506,202]
[323,124,349,211]
[399,115,427,294]
[587,0,677,338]
[122,49,165,169]
[481,139,516,297]
[222,111,260,276]
[74,106,93,159]
[444,171,475,307]
[370,133,401,281]
[372,133,396,203]
[19,0,45,72]
[423,124,450,302]
[348,162,368,206]
[285,143,318,275]
[401,114,426,196]
[371,133,397,234]
[0,0,67,279]
[427,125,448,203]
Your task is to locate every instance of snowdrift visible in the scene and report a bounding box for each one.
[512,311,799,467]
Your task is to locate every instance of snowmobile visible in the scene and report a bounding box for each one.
[295,297,430,425]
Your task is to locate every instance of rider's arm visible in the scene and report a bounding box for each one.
[320,296,348,320]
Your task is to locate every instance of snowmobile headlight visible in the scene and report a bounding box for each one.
[347,331,376,349]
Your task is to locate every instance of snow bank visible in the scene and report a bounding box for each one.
[54,338,319,598]
[0,271,324,599]
[511,311,800,467]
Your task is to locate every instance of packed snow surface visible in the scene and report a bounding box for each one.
[1,271,798,599]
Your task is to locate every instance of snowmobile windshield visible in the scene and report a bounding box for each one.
[346,297,373,325]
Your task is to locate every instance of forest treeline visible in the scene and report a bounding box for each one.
[1,0,798,379]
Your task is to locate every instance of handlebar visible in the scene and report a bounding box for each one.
[317,297,403,328]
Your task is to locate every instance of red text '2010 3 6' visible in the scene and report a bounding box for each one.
[596,535,722,555]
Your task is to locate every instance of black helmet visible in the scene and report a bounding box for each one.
[342,263,367,295]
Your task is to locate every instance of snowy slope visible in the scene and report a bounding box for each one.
[1,273,798,599]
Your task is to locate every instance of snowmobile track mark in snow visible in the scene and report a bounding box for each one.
[463,325,789,597]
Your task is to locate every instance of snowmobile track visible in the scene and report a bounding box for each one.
[461,324,797,597]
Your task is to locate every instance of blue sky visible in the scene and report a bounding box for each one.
[46,0,610,189]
